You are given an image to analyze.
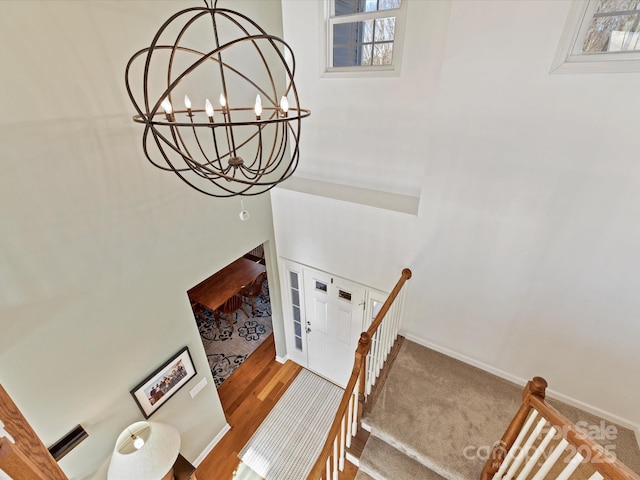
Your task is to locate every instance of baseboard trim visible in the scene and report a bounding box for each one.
[402,332,640,432]
[275,354,288,364]
[193,422,231,466]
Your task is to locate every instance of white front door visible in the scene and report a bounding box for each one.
[303,267,365,388]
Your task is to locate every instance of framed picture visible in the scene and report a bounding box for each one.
[130,346,197,419]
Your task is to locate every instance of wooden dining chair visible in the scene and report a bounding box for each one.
[240,272,267,316]
[214,294,249,332]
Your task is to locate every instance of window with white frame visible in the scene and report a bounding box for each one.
[326,0,407,74]
[552,0,640,73]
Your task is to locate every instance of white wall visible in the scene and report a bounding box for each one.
[276,0,640,428]
[0,1,285,478]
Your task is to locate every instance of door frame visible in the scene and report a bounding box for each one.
[278,259,390,377]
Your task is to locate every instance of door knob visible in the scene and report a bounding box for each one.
[306,327,311,333]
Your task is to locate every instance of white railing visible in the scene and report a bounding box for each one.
[482,377,640,480]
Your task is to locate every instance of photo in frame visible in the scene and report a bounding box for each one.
[130,346,197,419]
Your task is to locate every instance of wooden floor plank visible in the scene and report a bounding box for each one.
[195,334,358,480]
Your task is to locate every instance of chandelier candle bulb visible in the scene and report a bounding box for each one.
[219,93,226,110]
[161,98,174,121]
[280,96,289,117]
[184,94,192,116]
[254,94,262,120]
[205,98,214,121]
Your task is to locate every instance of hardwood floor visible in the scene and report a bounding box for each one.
[195,334,358,480]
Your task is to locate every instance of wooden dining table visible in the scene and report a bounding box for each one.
[188,257,266,312]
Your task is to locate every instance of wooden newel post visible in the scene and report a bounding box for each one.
[528,376,547,400]
[481,377,547,480]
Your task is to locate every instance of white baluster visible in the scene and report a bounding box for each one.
[333,437,339,480]
[365,353,373,396]
[352,381,359,432]
[555,451,584,480]
[493,410,539,480]
[504,417,547,480]
[346,395,353,448]
[515,424,556,480]
[384,303,393,355]
[530,438,569,480]
[370,330,379,385]
[339,416,346,470]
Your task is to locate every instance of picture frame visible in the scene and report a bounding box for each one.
[130,346,197,419]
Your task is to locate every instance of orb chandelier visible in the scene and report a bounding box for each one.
[125,1,310,197]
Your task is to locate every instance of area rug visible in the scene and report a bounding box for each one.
[196,282,273,387]
[238,369,343,480]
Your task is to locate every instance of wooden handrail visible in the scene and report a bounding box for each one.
[0,385,67,480]
[366,268,412,338]
[482,377,640,480]
[528,396,640,480]
[0,437,48,480]
[306,268,412,479]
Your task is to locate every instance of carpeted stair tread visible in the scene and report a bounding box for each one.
[363,339,640,480]
[359,435,447,480]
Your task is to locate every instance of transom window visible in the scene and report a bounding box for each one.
[326,0,407,75]
[552,0,640,73]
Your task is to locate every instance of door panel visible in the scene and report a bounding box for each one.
[303,268,365,388]
[312,298,329,334]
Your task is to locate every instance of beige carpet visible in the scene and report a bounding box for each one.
[360,339,640,480]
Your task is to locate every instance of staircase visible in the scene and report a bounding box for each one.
[355,340,640,480]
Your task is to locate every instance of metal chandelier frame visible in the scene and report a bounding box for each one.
[125,1,310,197]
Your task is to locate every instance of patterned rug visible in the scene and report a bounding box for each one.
[196,282,273,387]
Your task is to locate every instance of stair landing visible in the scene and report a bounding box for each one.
[357,339,640,480]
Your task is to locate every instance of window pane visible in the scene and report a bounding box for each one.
[335,0,357,16]
[363,19,374,43]
[294,321,301,336]
[332,18,397,67]
[595,0,640,13]
[374,17,395,41]
[360,44,373,65]
[373,43,393,64]
[289,271,298,289]
[582,14,640,52]
[379,0,402,10]
[364,0,378,12]
[333,22,361,67]
[295,336,302,350]
[291,289,300,306]
[334,22,356,46]
[293,305,300,321]
[371,300,383,320]
[338,290,352,301]
[335,0,401,16]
